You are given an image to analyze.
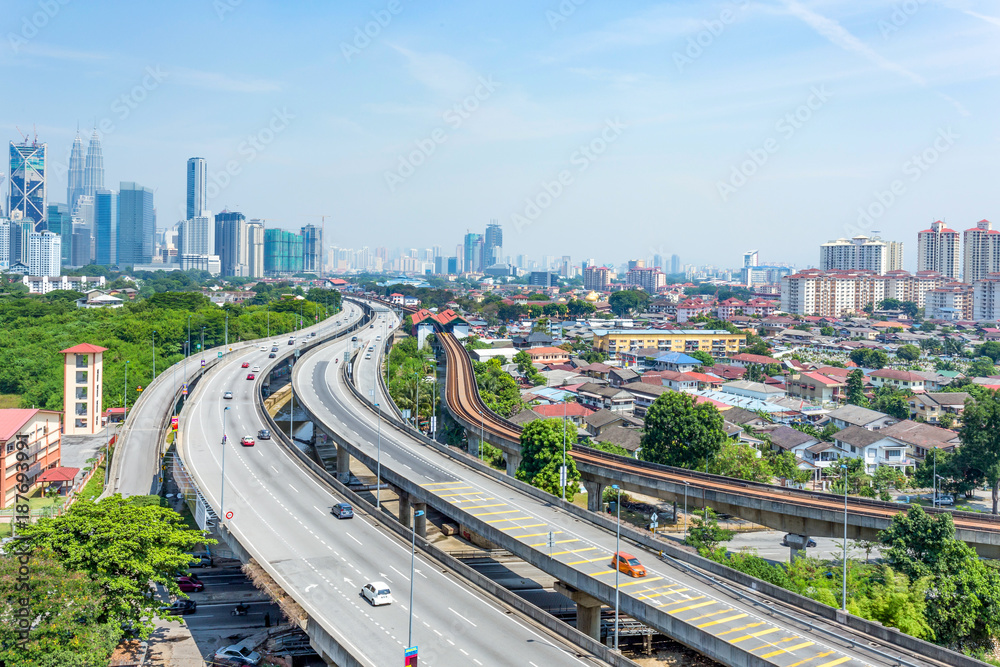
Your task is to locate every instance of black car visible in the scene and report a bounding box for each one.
[257,429,271,440]
[271,346,279,352]
[161,599,197,615]
[268,352,276,358]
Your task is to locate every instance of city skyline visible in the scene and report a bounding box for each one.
[1,0,996,268]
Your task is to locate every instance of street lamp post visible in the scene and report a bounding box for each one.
[123,360,130,421]
[840,463,848,612]
[152,330,157,380]
[683,481,690,541]
[200,327,205,355]
[224,313,229,354]
[562,398,568,502]
[933,453,937,508]
[612,484,622,652]
[187,314,192,358]
[375,402,382,509]
[266,304,270,338]
[221,406,230,524]
[479,412,485,461]
[408,508,425,652]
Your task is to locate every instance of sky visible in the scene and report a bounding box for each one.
[2,0,998,271]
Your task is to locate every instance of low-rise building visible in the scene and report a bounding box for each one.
[907,392,969,424]
[827,404,896,431]
[525,346,571,366]
[21,274,107,294]
[576,383,635,414]
[624,382,670,417]
[786,372,845,405]
[1,409,63,508]
[719,380,787,402]
[591,328,745,360]
[869,369,926,392]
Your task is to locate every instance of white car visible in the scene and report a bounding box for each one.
[251,365,260,372]
[259,346,266,351]
[361,581,392,606]
[214,644,262,665]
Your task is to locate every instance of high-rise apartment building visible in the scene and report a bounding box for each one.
[963,219,1000,284]
[584,265,610,291]
[917,220,960,279]
[670,254,680,275]
[886,241,904,272]
[46,203,72,266]
[463,232,483,273]
[8,217,32,266]
[70,222,92,268]
[94,189,118,266]
[117,183,154,267]
[178,215,214,256]
[9,139,47,226]
[625,266,666,293]
[484,220,503,267]
[187,158,207,220]
[819,236,896,273]
[28,230,61,277]
[301,223,323,275]
[782,269,945,317]
[83,130,104,198]
[264,228,304,275]
[67,131,85,213]
[247,219,265,278]
[0,217,9,269]
[215,211,249,277]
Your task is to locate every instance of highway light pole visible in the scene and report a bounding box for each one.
[151,330,156,380]
[408,508,425,652]
[221,406,230,525]
[840,463,848,612]
[123,360,129,421]
[562,398,568,502]
[375,402,382,509]
[224,313,229,354]
[933,454,937,508]
[683,481,690,541]
[187,314,191,358]
[479,411,485,461]
[612,484,621,652]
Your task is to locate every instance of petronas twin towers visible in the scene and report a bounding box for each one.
[67,128,104,214]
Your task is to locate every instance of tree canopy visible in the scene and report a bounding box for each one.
[516,418,581,500]
[608,290,649,317]
[639,392,726,469]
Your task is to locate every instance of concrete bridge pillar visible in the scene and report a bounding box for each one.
[554,581,603,640]
[583,479,604,513]
[505,451,522,477]
[414,502,427,538]
[336,443,351,483]
[398,491,411,527]
[467,433,480,459]
[784,533,812,562]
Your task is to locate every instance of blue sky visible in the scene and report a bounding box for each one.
[2,0,997,270]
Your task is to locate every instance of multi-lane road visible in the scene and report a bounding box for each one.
[179,302,605,667]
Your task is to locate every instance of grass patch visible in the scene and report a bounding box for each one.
[77,451,111,503]
[0,394,21,409]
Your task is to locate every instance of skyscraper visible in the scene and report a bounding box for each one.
[264,228,304,275]
[94,189,118,266]
[71,221,91,268]
[187,158,207,220]
[484,220,503,267]
[463,232,483,273]
[67,131,85,212]
[301,223,323,275]
[9,139,47,226]
[216,211,249,276]
[83,130,104,198]
[670,254,680,275]
[916,221,959,280]
[46,203,72,266]
[118,182,155,267]
[0,217,10,269]
[962,219,1000,284]
[819,236,891,273]
[178,215,214,256]
[8,216,32,265]
[247,219,265,278]
[28,230,61,277]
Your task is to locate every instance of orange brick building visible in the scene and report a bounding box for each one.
[1,409,63,509]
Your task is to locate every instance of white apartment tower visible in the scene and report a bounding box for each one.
[819,236,899,274]
[28,230,61,277]
[963,219,1000,284]
[917,221,961,279]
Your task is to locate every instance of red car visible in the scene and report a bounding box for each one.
[176,575,204,592]
[241,362,249,368]
[240,436,255,447]
[246,373,255,380]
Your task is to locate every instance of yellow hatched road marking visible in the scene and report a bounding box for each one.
[760,641,814,658]
[516,531,562,539]
[550,547,596,557]
[637,586,686,601]
[462,502,502,508]
[567,555,608,565]
[473,510,520,517]
[529,538,578,547]
[786,650,836,667]
[659,596,705,609]
[749,637,797,653]
[440,491,481,497]
[685,608,734,623]
[500,523,546,530]
[421,481,460,486]
[618,576,663,588]
[731,627,781,643]
[486,516,533,524]
[697,613,747,628]
[431,485,473,491]
[716,621,764,637]
[669,600,716,614]
[814,656,851,667]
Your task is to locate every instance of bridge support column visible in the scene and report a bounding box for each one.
[336,443,351,484]
[583,479,604,513]
[414,502,427,538]
[467,433,480,459]
[398,491,411,526]
[553,581,603,640]
[784,533,812,562]
[505,451,521,477]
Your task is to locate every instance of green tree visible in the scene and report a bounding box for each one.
[743,363,765,383]
[684,508,735,552]
[688,350,714,367]
[0,552,122,667]
[975,341,1000,362]
[516,418,581,500]
[848,566,933,641]
[820,326,835,336]
[768,450,811,485]
[640,392,726,469]
[871,386,911,420]
[957,391,1000,514]
[472,357,523,418]
[608,290,649,317]
[849,348,889,369]
[879,504,957,579]
[708,442,773,483]
[846,368,868,406]
[897,344,921,361]
[967,357,996,378]
[17,494,212,637]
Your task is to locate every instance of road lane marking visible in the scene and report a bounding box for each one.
[549,546,596,557]
[486,516,533,524]
[271,465,279,473]
[420,481,465,488]
[288,484,298,493]
[661,595,706,608]
[473,510,520,517]
[448,607,477,627]
[618,576,662,588]
[463,502,504,509]
[813,656,851,667]
[785,651,837,667]
[697,613,747,628]
[452,497,494,503]
[716,621,765,638]
[686,607,735,623]
[759,640,814,658]
[313,505,325,515]
[499,523,546,530]
[730,627,780,643]
[440,491,481,497]
[529,538,578,547]
[566,555,609,565]
[512,531,562,539]
[669,600,716,614]
[346,532,362,545]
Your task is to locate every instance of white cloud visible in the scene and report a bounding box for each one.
[170,67,281,93]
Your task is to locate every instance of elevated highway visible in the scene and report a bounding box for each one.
[436,330,1000,557]
[292,300,973,667]
[178,301,611,667]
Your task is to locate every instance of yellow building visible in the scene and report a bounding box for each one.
[592,329,745,360]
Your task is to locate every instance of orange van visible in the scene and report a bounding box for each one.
[611,551,646,577]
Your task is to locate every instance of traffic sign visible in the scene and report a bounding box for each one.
[404,646,418,666]
[559,465,567,488]
[171,416,178,431]
[136,385,143,392]
[181,383,188,395]
[217,351,223,358]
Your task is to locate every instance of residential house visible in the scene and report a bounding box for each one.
[907,392,970,425]
[786,372,845,405]
[584,409,643,438]
[802,441,847,474]
[832,426,909,474]
[1,409,63,508]
[625,383,670,417]
[641,370,699,392]
[608,367,641,387]
[759,424,819,458]
[728,352,782,368]
[721,407,770,429]
[826,404,896,431]
[651,352,702,373]
[512,332,555,349]
[576,362,612,381]
[576,383,635,414]
[530,402,596,426]
[869,369,926,392]
[525,346,571,366]
[719,380,787,402]
[592,425,643,453]
[880,420,960,463]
